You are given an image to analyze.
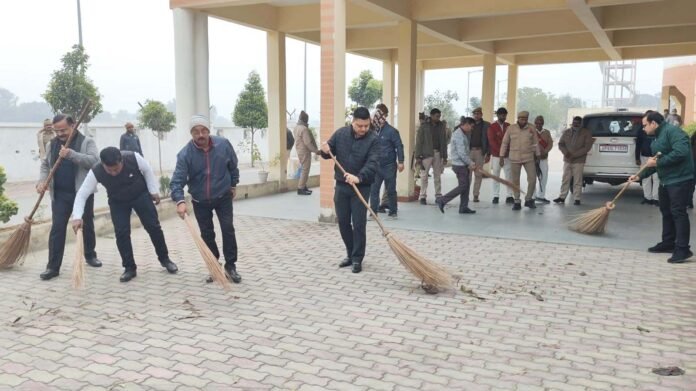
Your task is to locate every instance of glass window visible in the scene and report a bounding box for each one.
[584,116,642,137]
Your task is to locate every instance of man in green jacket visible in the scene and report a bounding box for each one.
[629,111,694,263]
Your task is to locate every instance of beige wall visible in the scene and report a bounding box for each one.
[663,64,696,125]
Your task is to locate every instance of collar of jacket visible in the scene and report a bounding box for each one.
[191,137,215,151]
[297,120,308,127]
[654,122,667,137]
[351,127,369,139]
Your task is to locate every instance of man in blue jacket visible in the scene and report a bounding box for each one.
[369,104,404,218]
[320,107,379,273]
[170,115,242,283]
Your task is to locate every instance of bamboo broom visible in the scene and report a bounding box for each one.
[0,100,92,269]
[569,152,661,235]
[328,150,453,292]
[72,229,85,289]
[183,213,231,290]
[475,167,524,195]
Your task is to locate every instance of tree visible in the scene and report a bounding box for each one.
[469,97,481,113]
[43,45,102,122]
[137,100,175,180]
[424,89,459,127]
[233,71,268,167]
[348,70,383,108]
[0,166,18,224]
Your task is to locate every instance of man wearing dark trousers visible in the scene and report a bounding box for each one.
[119,122,143,156]
[630,111,695,264]
[37,114,101,280]
[436,117,476,214]
[369,104,404,219]
[320,107,379,273]
[71,147,178,282]
[171,115,242,283]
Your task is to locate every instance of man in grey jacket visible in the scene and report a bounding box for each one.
[436,117,477,214]
[415,108,448,204]
[37,114,101,280]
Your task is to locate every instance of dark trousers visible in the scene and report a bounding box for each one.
[110,192,169,270]
[370,162,397,212]
[48,193,96,270]
[334,183,369,263]
[192,193,238,268]
[659,179,693,251]
[440,165,471,210]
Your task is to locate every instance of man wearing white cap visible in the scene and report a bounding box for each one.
[170,115,242,283]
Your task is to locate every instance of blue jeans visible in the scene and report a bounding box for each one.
[370,162,397,213]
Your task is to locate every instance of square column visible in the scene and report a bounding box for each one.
[267,30,288,187]
[506,65,518,118]
[396,20,417,201]
[481,54,496,121]
[319,0,346,222]
[382,59,395,112]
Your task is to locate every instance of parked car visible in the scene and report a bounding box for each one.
[582,111,643,186]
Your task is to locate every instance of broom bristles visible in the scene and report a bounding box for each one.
[184,214,231,290]
[72,229,85,289]
[568,204,612,234]
[0,220,32,269]
[385,233,453,290]
[477,169,524,194]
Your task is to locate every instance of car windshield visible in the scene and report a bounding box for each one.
[584,116,642,137]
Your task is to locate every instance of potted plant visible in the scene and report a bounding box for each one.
[252,144,269,183]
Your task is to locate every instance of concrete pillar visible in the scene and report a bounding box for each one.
[481,54,496,122]
[194,12,210,118]
[415,60,425,118]
[267,30,288,187]
[319,0,346,222]
[173,8,196,144]
[382,59,395,115]
[396,20,417,201]
[506,65,518,119]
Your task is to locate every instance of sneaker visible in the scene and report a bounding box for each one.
[512,202,522,211]
[505,197,515,204]
[574,200,581,206]
[648,242,675,253]
[668,250,693,263]
[387,212,397,219]
[419,198,427,205]
[535,197,551,204]
[492,197,499,204]
[553,197,565,204]
[524,200,536,209]
[435,198,445,214]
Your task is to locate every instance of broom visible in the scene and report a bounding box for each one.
[328,150,453,292]
[0,100,92,269]
[183,213,231,290]
[569,152,661,234]
[72,229,85,289]
[475,167,524,195]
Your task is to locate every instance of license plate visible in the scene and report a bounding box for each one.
[599,144,628,153]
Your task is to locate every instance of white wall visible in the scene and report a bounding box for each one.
[0,123,271,182]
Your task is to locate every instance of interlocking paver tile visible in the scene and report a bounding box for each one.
[0,214,694,390]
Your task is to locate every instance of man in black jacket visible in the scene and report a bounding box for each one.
[71,147,178,282]
[170,115,242,283]
[369,104,404,218]
[320,107,379,273]
[120,122,143,156]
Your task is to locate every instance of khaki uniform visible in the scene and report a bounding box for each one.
[293,122,318,190]
[500,123,538,202]
[557,127,594,200]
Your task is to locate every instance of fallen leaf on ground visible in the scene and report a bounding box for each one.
[637,326,650,333]
[652,367,684,376]
[529,291,545,301]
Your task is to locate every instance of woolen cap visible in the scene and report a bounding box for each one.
[190,115,211,131]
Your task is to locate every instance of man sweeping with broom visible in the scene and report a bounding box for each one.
[70,147,179,282]
[320,107,379,274]
[37,114,102,281]
[628,110,694,264]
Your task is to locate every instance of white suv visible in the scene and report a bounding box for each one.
[582,111,643,186]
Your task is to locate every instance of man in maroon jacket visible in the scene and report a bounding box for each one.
[487,107,513,204]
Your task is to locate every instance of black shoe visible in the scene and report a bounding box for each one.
[339,257,352,268]
[535,197,551,204]
[505,197,515,204]
[303,187,313,193]
[512,202,522,211]
[40,269,59,280]
[420,198,427,205]
[641,198,651,205]
[85,257,102,267]
[161,260,178,274]
[553,197,565,204]
[574,200,581,206]
[524,200,536,209]
[387,212,397,219]
[435,198,445,214]
[377,206,388,213]
[120,269,137,282]
[648,242,675,253]
[652,200,660,206]
[459,207,476,214]
[297,189,312,195]
[352,262,362,273]
[492,197,499,204]
[225,265,242,283]
[473,196,480,203]
[668,250,693,263]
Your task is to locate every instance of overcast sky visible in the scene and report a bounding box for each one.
[1,0,672,123]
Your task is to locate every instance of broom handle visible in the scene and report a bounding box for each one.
[327,150,389,235]
[28,101,93,219]
[611,152,662,204]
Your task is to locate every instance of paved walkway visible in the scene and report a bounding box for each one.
[0,213,694,390]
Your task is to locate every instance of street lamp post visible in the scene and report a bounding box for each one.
[466,69,482,115]
[77,0,83,47]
